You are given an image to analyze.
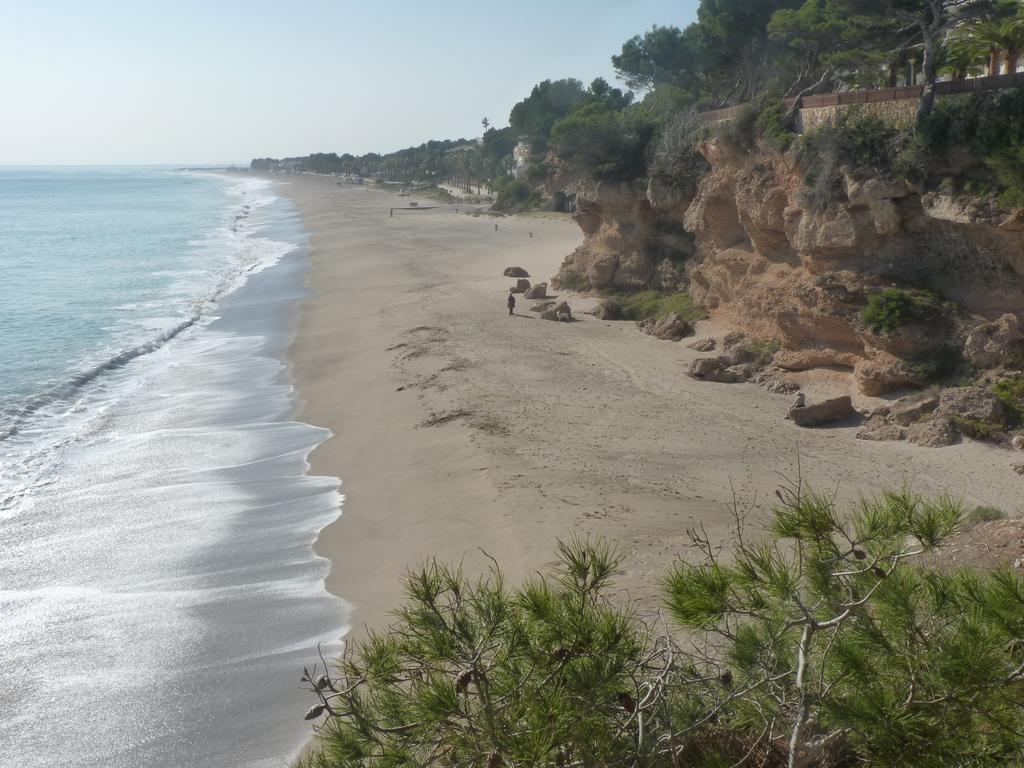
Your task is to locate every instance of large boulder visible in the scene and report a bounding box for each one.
[689,337,717,352]
[504,266,530,278]
[688,357,743,383]
[853,353,921,397]
[524,283,548,300]
[542,301,573,322]
[908,416,961,448]
[964,314,1023,368]
[936,387,1005,425]
[637,313,692,341]
[787,396,856,427]
[888,392,941,426]
[856,416,907,442]
[511,279,531,294]
[531,301,555,313]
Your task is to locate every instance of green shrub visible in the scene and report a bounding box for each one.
[967,505,1007,526]
[907,345,964,382]
[913,88,1024,202]
[987,140,1024,208]
[713,95,795,152]
[919,88,1024,160]
[601,290,705,322]
[755,99,798,151]
[861,287,945,334]
[794,111,906,209]
[796,110,903,174]
[647,109,708,193]
[991,376,1024,426]
[731,339,782,367]
[550,103,656,182]
[952,415,1003,441]
[491,177,541,213]
[717,99,763,150]
[298,485,1024,768]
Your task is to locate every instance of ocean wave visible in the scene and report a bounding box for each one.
[0,175,298,515]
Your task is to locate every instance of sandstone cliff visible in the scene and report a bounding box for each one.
[553,134,1024,397]
[552,179,693,291]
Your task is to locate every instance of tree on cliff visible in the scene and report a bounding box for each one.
[612,24,714,94]
[833,0,1005,122]
[549,101,655,182]
[296,485,1024,767]
[508,79,589,150]
[964,12,1024,74]
[612,1,807,107]
[768,1,909,91]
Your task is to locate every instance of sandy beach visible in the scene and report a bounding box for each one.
[281,175,1024,633]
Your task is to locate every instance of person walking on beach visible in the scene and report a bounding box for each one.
[507,292,516,316]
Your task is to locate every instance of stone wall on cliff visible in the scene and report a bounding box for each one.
[798,99,920,131]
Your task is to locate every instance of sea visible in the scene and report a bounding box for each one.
[0,167,347,768]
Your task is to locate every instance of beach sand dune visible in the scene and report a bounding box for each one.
[282,175,1023,633]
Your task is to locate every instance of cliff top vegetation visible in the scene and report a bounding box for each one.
[254,0,1024,193]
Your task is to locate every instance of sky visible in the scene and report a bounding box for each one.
[0,0,700,165]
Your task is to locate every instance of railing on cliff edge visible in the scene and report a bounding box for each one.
[696,71,1024,123]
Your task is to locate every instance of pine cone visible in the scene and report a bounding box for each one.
[617,692,636,713]
[455,670,474,694]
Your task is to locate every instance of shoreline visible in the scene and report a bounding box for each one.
[281,176,578,631]
[2,171,345,768]
[279,174,1024,635]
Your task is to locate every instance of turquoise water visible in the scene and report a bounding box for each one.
[0,168,345,767]
[1,169,276,437]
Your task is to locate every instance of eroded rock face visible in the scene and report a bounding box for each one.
[680,141,1024,396]
[552,180,694,292]
[551,134,1024,395]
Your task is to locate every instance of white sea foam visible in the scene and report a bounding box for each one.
[0,173,347,768]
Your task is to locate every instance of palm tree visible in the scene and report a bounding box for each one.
[940,35,988,80]
[964,15,1024,76]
